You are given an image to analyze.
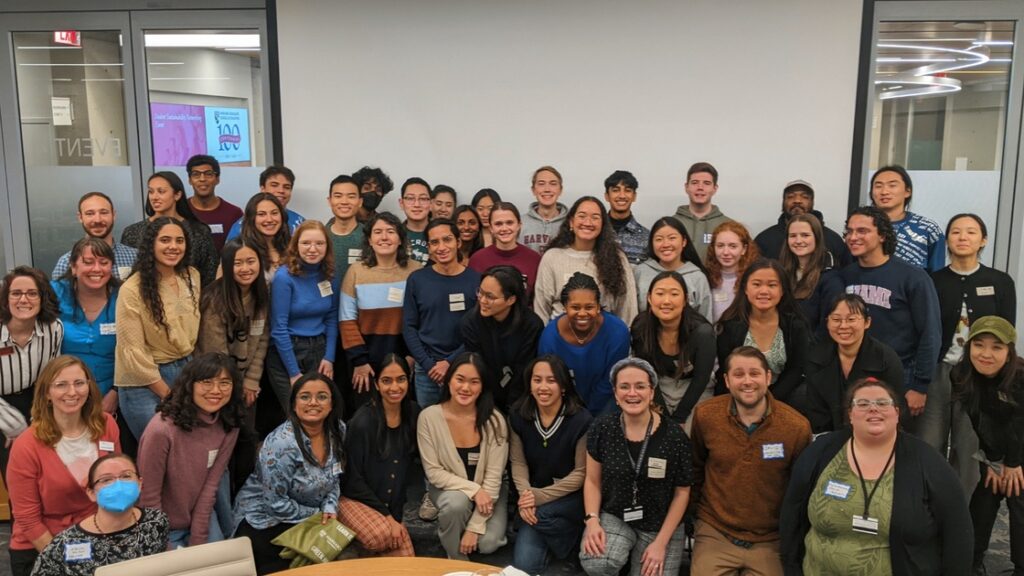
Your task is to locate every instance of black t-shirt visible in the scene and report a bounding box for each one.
[587,412,693,532]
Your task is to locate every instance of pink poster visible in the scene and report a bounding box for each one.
[150,103,206,166]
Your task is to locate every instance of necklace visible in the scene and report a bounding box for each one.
[534,405,566,448]
[568,322,593,345]
[93,508,139,534]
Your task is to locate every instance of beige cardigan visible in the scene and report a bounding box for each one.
[417,404,508,535]
[196,291,269,392]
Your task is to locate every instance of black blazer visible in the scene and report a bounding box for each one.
[780,429,972,576]
[931,265,1016,360]
[803,335,904,433]
[715,312,810,404]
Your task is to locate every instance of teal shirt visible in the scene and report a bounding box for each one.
[327,218,365,284]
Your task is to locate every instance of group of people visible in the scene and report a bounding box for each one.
[0,155,1018,576]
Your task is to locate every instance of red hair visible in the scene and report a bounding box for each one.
[704,221,759,289]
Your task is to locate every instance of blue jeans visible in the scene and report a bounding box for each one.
[168,471,233,548]
[414,363,444,408]
[118,357,190,441]
[513,493,584,575]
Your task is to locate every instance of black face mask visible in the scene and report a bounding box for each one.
[361,192,382,211]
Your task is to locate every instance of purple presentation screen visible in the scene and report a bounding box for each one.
[150,103,207,166]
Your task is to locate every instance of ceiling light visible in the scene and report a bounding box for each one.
[144,34,260,49]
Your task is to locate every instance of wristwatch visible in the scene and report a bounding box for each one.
[583,513,599,523]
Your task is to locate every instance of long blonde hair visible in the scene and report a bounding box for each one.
[32,355,106,447]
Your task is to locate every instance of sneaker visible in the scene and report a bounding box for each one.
[418,493,438,521]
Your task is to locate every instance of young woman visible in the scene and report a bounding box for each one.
[779,213,843,337]
[460,265,544,411]
[266,220,339,412]
[631,271,716,431]
[53,238,120,414]
[705,221,759,322]
[534,196,638,324]
[634,217,712,320]
[716,258,810,409]
[120,172,218,286]
[804,294,904,434]
[197,238,270,411]
[538,273,630,415]
[7,356,120,576]
[453,205,484,261]
[115,217,200,441]
[240,193,291,281]
[951,316,1024,573]
[31,454,169,576]
[416,352,509,560]
[509,355,593,576]
[471,188,502,247]
[339,354,418,557]
[467,202,543,302]
[581,357,692,576]
[233,373,346,575]
[138,353,246,549]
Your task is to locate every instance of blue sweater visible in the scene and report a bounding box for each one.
[838,257,941,392]
[538,312,630,415]
[402,266,481,370]
[270,263,339,376]
[52,280,118,395]
[891,211,946,272]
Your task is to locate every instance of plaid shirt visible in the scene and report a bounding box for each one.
[612,215,650,264]
[52,241,138,280]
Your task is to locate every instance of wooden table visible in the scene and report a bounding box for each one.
[272,557,504,575]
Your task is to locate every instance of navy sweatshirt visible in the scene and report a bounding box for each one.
[402,265,481,370]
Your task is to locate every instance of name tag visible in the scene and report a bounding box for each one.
[99,323,116,336]
[64,542,92,562]
[98,440,115,452]
[209,224,224,234]
[348,248,361,264]
[623,506,644,523]
[387,287,404,303]
[824,480,852,500]
[467,452,480,466]
[207,449,219,469]
[852,514,879,535]
[762,443,785,460]
[317,280,334,298]
[332,462,342,476]
[449,301,466,312]
[117,266,133,279]
[977,286,995,296]
[713,292,729,302]
[449,293,465,303]
[647,457,667,479]
[250,319,265,336]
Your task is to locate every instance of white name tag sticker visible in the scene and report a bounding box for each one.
[65,542,92,562]
[207,449,219,469]
[824,480,852,500]
[977,286,996,296]
[647,457,667,479]
[449,301,466,312]
[623,506,644,523]
[348,248,361,264]
[762,443,785,460]
[98,440,115,452]
[332,462,342,476]
[713,292,729,302]
[317,280,334,298]
[209,224,224,234]
[449,293,465,303]
[99,323,117,336]
[250,319,265,336]
[117,266,132,279]
[387,287,404,303]
[468,452,480,465]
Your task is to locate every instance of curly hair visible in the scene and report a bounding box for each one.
[546,196,628,299]
[452,205,483,260]
[156,352,247,433]
[719,258,803,325]
[353,166,394,195]
[31,355,107,447]
[59,237,122,322]
[0,266,60,324]
[241,193,291,266]
[559,271,601,306]
[847,206,897,256]
[131,217,197,334]
[779,214,828,300]
[704,221,759,290]
[285,221,334,281]
[360,211,410,268]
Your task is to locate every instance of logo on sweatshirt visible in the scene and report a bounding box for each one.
[845,285,892,309]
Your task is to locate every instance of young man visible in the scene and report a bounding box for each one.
[468,202,541,301]
[673,162,732,260]
[354,166,394,222]
[839,206,943,448]
[400,177,432,265]
[226,165,305,239]
[185,154,241,252]
[52,191,138,280]
[520,165,568,254]
[430,184,457,220]
[403,219,481,408]
[603,170,649,265]
[753,179,852,266]
[689,347,811,576]
[326,174,365,285]
[870,165,946,271]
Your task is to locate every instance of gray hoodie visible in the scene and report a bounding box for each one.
[634,259,713,321]
[520,202,568,254]
[672,204,732,261]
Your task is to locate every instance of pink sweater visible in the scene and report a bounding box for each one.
[7,413,120,550]
[138,411,238,546]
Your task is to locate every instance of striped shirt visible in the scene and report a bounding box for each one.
[339,261,421,369]
[52,242,138,280]
[0,320,64,396]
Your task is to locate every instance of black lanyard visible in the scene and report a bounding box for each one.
[849,439,896,518]
[621,414,654,506]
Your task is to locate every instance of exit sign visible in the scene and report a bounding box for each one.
[53,31,81,47]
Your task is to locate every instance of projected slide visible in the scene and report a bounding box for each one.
[151,102,252,166]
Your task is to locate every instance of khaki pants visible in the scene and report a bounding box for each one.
[691,520,783,576]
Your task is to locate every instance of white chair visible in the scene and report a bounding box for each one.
[95,536,257,576]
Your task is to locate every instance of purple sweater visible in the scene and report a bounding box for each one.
[138,411,238,545]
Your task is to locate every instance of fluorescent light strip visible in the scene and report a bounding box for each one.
[18,62,123,67]
[148,62,184,65]
[82,78,124,82]
[877,43,990,74]
[144,33,260,49]
[150,76,230,81]
[883,37,1010,42]
[877,57,956,62]
[973,40,1014,45]
[224,48,260,52]
[16,46,82,50]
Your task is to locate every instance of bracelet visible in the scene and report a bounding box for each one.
[583,513,599,523]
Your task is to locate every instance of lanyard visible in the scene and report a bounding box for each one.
[849,439,896,518]
[620,413,654,506]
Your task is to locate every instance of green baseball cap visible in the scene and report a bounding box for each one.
[967,316,1017,345]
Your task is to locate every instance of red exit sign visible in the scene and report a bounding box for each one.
[53,31,81,47]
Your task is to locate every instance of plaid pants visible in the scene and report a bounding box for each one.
[580,512,687,576]
[337,497,415,557]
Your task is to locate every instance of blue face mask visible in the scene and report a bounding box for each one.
[96,480,140,513]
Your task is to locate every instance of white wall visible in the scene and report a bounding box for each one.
[276,0,863,235]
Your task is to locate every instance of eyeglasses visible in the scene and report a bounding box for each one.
[827,315,864,326]
[196,378,233,392]
[51,379,89,392]
[189,170,217,178]
[476,289,506,303]
[615,383,652,393]
[851,398,895,411]
[8,290,40,301]
[402,196,431,205]
[92,470,139,488]
[297,392,331,404]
